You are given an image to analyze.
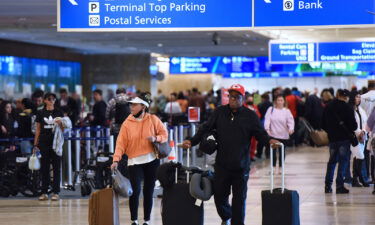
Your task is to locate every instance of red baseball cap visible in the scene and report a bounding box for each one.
[228,84,245,96]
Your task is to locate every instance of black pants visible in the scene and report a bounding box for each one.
[268,138,288,167]
[128,159,160,221]
[256,141,269,158]
[213,166,249,225]
[40,143,61,194]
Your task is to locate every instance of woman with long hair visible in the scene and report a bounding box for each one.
[349,91,369,187]
[111,92,168,225]
[264,95,295,173]
[0,101,16,152]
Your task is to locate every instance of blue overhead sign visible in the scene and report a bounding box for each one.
[269,43,317,63]
[58,0,252,31]
[169,56,270,74]
[270,41,375,63]
[254,0,375,27]
[319,42,375,62]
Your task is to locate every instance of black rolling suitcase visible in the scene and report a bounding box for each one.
[261,143,300,225]
[161,148,204,225]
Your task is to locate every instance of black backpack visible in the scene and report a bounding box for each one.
[114,102,130,124]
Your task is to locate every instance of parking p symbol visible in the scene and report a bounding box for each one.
[89,2,100,13]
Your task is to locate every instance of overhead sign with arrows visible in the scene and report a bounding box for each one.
[58,0,252,31]
[58,0,375,31]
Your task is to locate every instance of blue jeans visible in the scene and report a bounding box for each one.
[325,140,351,188]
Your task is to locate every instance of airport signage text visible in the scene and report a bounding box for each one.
[59,0,252,31]
[270,41,375,63]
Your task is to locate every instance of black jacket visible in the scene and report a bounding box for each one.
[304,95,324,129]
[258,101,273,120]
[322,99,357,143]
[57,97,80,125]
[16,109,33,138]
[92,100,107,127]
[190,105,269,173]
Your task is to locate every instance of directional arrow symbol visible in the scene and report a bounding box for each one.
[264,0,272,3]
[68,0,78,5]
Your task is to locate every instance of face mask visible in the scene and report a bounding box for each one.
[133,109,144,118]
[247,101,253,105]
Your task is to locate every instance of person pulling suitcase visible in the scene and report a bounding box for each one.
[182,84,280,225]
[111,92,168,225]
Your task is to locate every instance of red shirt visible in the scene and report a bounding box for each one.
[285,95,298,118]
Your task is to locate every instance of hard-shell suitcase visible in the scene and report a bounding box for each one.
[161,148,204,225]
[261,143,300,225]
[88,188,120,225]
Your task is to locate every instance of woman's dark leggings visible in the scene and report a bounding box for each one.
[128,159,160,221]
[40,143,61,194]
[269,138,288,167]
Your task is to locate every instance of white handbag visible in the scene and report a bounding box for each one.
[28,154,41,171]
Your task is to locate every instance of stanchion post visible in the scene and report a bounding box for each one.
[178,124,184,163]
[109,135,114,153]
[190,123,197,166]
[96,126,101,153]
[75,129,81,183]
[67,129,73,186]
[174,126,181,164]
[105,127,110,150]
[85,127,91,160]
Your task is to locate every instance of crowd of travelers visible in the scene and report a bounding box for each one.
[1,82,375,224]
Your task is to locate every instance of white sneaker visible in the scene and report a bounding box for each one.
[51,194,60,201]
[38,194,48,201]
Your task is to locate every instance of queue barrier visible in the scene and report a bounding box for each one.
[0,122,209,189]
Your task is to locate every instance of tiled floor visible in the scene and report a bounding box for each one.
[1,146,374,225]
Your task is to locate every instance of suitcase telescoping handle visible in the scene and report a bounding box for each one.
[269,143,285,194]
[175,148,191,184]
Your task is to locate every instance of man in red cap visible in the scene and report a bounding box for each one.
[183,84,279,225]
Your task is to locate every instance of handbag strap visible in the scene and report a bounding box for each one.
[332,110,355,138]
[149,114,160,142]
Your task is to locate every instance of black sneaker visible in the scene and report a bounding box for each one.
[352,178,363,187]
[344,177,352,184]
[325,185,332,193]
[336,186,350,194]
[372,190,375,195]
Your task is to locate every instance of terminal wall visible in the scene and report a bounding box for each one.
[0,39,83,62]
[82,54,151,98]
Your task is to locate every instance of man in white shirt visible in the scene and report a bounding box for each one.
[361,80,375,116]
[164,93,182,114]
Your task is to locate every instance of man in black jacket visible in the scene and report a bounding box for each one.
[182,84,279,225]
[304,89,324,130]
[91,89,107,127]
[322,89,357,194]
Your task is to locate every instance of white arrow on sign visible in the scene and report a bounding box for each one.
[264,0,272,3]
[68,0,78,5]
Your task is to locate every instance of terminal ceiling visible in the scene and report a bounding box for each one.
[0,0,374,56]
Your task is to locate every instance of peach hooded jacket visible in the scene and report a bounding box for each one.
[113,113,168,162]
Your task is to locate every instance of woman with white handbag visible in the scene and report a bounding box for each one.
[349,92,369,187]
[33,93,64,201]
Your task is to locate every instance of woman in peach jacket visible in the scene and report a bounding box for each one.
[111,92,168,225]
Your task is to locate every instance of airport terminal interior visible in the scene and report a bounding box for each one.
[1,0,375,225]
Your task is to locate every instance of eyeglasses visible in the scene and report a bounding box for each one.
[48,98,56,102]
